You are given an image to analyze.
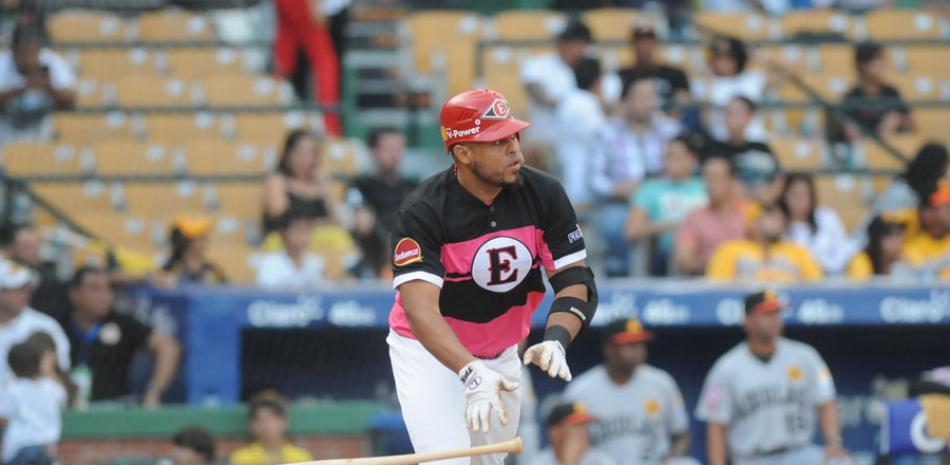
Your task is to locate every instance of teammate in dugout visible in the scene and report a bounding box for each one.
[386,88,597,465]
[696,291,852,465]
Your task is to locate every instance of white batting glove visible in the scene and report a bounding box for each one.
[522,340,572,381]
[459,360,519,433]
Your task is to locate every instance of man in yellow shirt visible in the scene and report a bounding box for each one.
[230,397,313,465]
[707,203,823,282]
[901,182,950,279]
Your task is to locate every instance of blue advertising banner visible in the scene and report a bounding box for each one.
[884,399,950,455]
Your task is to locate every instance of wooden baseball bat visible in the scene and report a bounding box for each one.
[284,437,524,465]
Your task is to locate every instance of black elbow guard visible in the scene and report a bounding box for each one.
[548,266,598,330]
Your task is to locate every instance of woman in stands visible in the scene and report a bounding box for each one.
[692,35,768,142]
[155,216,227,287]
[847,215,907,279]
[778,172,858,276]
[262,129,335,235]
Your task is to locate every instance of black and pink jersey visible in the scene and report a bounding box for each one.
[389,166,587,358]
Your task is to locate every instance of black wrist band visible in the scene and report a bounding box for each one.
[544,324,572,349]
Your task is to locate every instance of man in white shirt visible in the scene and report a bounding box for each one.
[555,57,606,209]
[0,259,70,388]
[254,215,324,290]
[0,25,76,145]
[520,19,591,147]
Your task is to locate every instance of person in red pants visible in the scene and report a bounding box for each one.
[272,0,342,136]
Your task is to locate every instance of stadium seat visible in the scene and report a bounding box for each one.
[160,48,245,80]
[136,10,215,42]
[323,138,360,176]
[229,113,306,146]
[184,140,269,175]
[1,142,88,177]
[48,10,128,43]
[31,182,115,215]
[581,8,662,42]
[491,10,566,40]
[693,12,777,41]
[93,141,180,175]
[779,10,851,38]
[75,212,161,255]
[861,134,921,171]
[483,46,548,117]
[202,75,288,107]
[213,182,263,220]
[815,175,869,233]
[146,114,223,145]
[115,75,195,108]
[900,46,950,77]
[78,49,154,82]
[864,10,943,40]
[404,11,482,97]
[770,136,825,171]
[914,108,950,143]
[121,183,207,219]
[890,74,945,102]
[816,44,856,80]
[52,113,134,145]
[208,242,255,284]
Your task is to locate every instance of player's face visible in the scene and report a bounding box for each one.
[467,134,525,187]
[549,423,590,452]
[745,310,784,341]
[605,341,647,370]
[250,408,288,443]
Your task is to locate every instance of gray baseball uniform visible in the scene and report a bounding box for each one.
[695,337,837,462]
[526,448,618,465]
[564,365,691,465]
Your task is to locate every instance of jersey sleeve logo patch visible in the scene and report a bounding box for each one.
[394,238,423,267]
[787,365,803,382]
[568,224,584,244]
[644,398,660,416]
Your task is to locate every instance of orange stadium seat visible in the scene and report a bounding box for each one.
[581,8,662,42]
[52,113,134,145]
[815,175,869,233]
[146,113,223,145]
[492,10,566,40]
[405,11,483,97]
[93,141,180,175]
[2,142,88,177]
[693,12,777,41]
[115,75,195,108]
[136,10,215,42]
[202,75,288,107]
[864,10,943,40]
[779,10,852,38]
[161,48,245,80]
[771,136,825,171]
[48,10,128,43]
[78,49,154,82]
[185,140,269,175]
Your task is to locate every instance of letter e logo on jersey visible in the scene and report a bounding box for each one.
[482,98,511,120]
[472,237,532,293]
[394,238,422,267]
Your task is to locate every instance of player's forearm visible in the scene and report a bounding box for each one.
[406,304,476,372]
[706,423,728,465]
[818,401,843,446]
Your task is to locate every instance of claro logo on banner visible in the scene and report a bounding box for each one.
[880,290,949,323]
[246,296,379,327]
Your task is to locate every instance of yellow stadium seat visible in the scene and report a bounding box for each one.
[405,11,483,97]
[864,10,942,40]
[74,212,160,255]
[208,242,254,284]
[492,10,566,40]
[694,12,777,41]
[48,10,128,43]
[2,142,87,177]
[93,141,180,175]
[121,183,207,219]
[185,140,269,175]
[214,182,263,220]
[862,134,921,171]
[202,75,288,107]
[323,138,359,176]
[770,136,824,171]
[31,182,115,215]
[779,10,851,38]
[231,113,306,146]
[137,10,215,42]
[146,114,222,145]
[816,44,856,80]
[901,46,950,77]
[890,74,943,102]
[161,48,244,80]
[52,113,134,145]
[914,108,950,143]
[78,49,153,81]
[581,8,662,42]
[483,46,547,118]
[115,75,194,108]
[815,175,868,233]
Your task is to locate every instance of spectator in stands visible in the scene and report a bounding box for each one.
[847,215,907,279]
[712,96,782,204]
[872,142,949,217]
[230,397,312,465]
[778,173,857,276]
[170,426,217,465]
[556,56,606,208]
[264,129,335,235]
[693,36,767,143]
[272,0,341,135]
[707,202,823,282]
[838,42,912,142]
[157,217,227,287]
[254,216,323,290]
[0,258,70,387]
[901,182,950,279]
[0,223,67,321]
[348,128,417,278]
[65,266,180,406]
[0,337,66,465]
[0,24,75,145]
[617,24,690,112]
[674,156,745,275]
[520,19,591,147]
[526,401,616,465]
[625,137,707,276]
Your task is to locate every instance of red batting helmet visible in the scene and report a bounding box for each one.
[439,88,530,153]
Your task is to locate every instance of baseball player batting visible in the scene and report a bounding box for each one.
[695,291,852,465]
[386,88,598,465]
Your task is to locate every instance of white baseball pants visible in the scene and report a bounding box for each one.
[388,330,523,465]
